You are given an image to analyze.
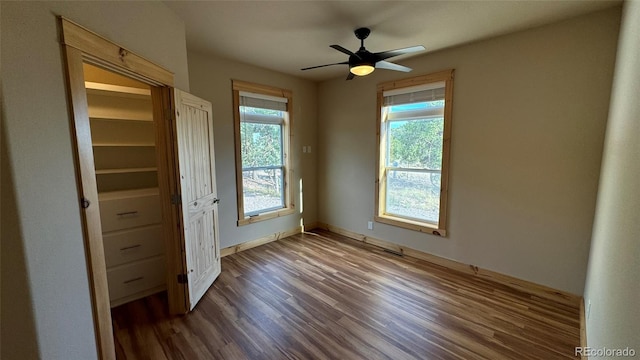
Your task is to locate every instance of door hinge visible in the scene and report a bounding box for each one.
[171,193,181,205]
[177,274,188,284]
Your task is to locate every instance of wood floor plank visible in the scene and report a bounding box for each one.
[112,229,580,359]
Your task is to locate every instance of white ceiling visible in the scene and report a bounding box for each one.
[165,0,620,82]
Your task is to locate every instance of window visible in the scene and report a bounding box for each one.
[232,80,294,225]
[375,69,454,236]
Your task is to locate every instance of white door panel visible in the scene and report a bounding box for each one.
[173,89,221,310]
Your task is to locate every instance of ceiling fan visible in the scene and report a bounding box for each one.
[301,27,425,80]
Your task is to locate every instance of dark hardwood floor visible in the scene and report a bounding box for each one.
[112,229,580,359]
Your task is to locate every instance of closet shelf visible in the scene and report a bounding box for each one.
[93,143,155,147]
[96,167,158,175]
[89,115,153,123]
[85,81,151,99]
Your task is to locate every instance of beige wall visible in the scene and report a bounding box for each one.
[318,8,621,295]
[1,2,189,359]
[186,51,318,248]
[584,0,640,355]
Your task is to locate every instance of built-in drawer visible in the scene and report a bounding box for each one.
[99,188,161,232]
[107,256,165,302]
[103,225,164,268]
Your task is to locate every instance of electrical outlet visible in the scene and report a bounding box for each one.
[587,299,592,320]
[307,145,312,153]
[302,146,307,153]
[367,221,373,230]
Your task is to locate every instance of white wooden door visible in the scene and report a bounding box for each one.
[173,89,221,310]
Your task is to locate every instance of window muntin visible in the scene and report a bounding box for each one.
[233,81,294,225]
[376,70,453,235]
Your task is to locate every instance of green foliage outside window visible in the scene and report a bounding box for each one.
[240,117,282,169]
[389,118,444,170]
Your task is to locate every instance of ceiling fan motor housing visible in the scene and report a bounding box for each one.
[350,52,375,68]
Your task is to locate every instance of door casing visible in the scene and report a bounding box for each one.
[60,17,190,360]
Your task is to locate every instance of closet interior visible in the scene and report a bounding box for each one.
[84,64,166,307]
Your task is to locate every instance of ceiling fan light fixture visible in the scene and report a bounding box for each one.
[350,64,375,76]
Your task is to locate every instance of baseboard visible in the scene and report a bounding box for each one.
[315,222,581,307]
[221,225,303,257]
[580,297,587,358]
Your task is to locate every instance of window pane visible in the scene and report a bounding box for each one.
[240,122,282,168]
[387,118,444,170]
[243,168,284,215]
[387,117,443,169]
[385,170,441,223]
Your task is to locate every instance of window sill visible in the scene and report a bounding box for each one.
[238,207,296,226]
[374,215,446,237]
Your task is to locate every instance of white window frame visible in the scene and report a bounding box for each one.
[232,80,294,225]
[375,69,454,236]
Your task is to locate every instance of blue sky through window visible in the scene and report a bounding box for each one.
[387,100,444,113]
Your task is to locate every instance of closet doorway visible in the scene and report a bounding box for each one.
[61,17,221,360]
[84,64,167,307]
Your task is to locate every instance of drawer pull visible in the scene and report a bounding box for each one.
[116,211,139,217]
[123,276,144,284]
[120,244,141,251]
